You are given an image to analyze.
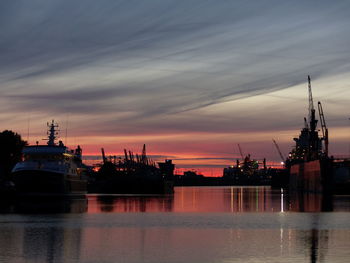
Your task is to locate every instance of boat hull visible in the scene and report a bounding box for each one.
[289,159,333,194]
[12,170,87,196]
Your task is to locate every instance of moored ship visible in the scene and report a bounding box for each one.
[287,76,332,194]
[223,155,273,185]
[88,145,175,194]
[11,120,87,196]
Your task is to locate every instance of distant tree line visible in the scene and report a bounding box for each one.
[0,130,26,179]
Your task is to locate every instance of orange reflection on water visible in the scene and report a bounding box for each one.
[86,186,283,213]
[173,186,277,212]
[87,195,174,213]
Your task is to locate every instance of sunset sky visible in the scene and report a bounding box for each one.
[1,0,350,175]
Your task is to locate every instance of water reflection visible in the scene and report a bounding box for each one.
[0,215,83,263]
[0,197,87,214]
[174,186,280,212]
[295,215,330,263]
[85,187,282,213]
[0,187,349,263]
[22,223,82,263]
[172,186,346,213]
[288,191,333,212]
[87,195,174,213]
[0,186,349,214]
[286,192,335,263]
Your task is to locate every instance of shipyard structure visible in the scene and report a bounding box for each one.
[221,75,350,194]
[287,76,349,194]
[4,121,174,196]
[89,145,175,194]
[222,142,287,186]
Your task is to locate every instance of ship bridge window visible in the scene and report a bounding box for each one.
[24,154,63,161]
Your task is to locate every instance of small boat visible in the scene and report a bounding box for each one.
[11,120,87,196]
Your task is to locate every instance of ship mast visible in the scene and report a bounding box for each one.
[47,120,59,146]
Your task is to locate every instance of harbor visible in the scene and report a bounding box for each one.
[2,1,350,262]
[0,72,350,263]
[1,76,350,263]
[1,75,350,196]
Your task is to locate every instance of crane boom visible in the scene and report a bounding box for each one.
[101,148,107,164]
[308,75,315,123]
[272,139,285,163]
[237,144,244,160]
[317,101,329,156]
[142,144,147,164]
[124,149,129,162]
[304,117,309,130]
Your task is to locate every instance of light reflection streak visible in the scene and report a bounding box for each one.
[240,187,243,212]
[281,188,284,213]
[230,187,233,213]
[280,228,284,255]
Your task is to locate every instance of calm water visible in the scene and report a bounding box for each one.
[0,186,350,263]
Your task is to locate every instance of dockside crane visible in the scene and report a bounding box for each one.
[317,101,329,156]
[129,151,134,163]
[101,148,107,164]
[304,117,309,130]
[308,75,321,160]
[124,149,129,165]
[237,144,244,160]
[272,139,285,165]
[308,75,315,125]
[141,144,148,165]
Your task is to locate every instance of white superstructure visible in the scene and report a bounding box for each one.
[11,120,86,195]
[12,120,83,176]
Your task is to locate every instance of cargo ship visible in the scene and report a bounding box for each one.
[287,76,332,194]
[11,120,87,196]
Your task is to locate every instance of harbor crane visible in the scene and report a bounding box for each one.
[237,144,244,160]
[317,101,329,156]
[272,139,285,164]
[308,75,320,160]
[308,75,315,125]
[304,117,309,130]
[101,148,107,164]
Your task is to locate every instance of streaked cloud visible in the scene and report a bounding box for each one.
[1,0,350,171]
